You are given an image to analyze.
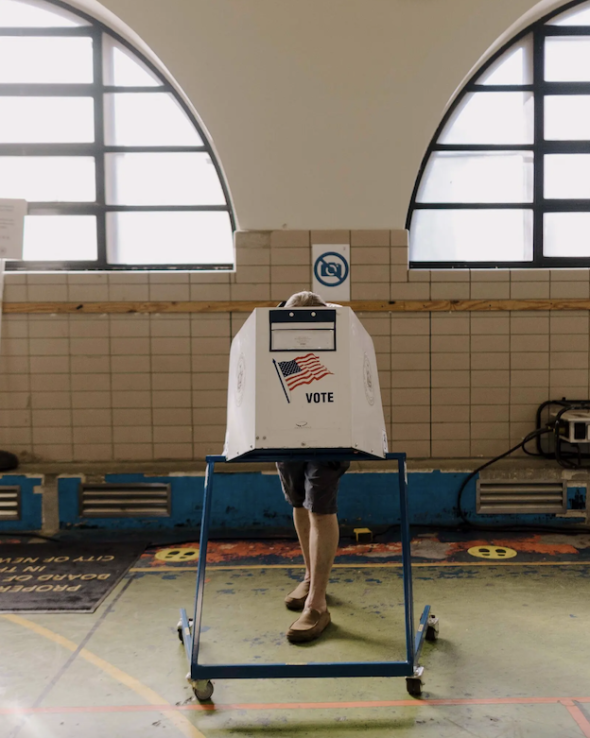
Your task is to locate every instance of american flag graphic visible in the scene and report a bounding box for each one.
[277,353,332,391]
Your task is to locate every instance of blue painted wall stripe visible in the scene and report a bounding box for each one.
[53,471,586,531]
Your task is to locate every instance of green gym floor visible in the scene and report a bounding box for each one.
[2,532,590,738]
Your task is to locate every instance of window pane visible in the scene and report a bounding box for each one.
[548,1,590,26]
[0,37,93,84]
[104,93,202,146]
[545,95,590,140]
[106,211,233,265]
[23,216,97,261]
[410,209,533,262]
[0,157,95,201]
[544,154,590,198]
[103,35,161,87]
[0,0,86,27]
[417,151,533,203]
[476,36,533,85]
[545,37,590,81]
[439,92,533,144]
[545,213,590,256]
[105,152,225,205]
[0,98,94,143]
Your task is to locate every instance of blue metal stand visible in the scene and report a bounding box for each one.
[178,451,437,699]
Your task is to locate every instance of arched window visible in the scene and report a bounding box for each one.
[1,0,234,272]
[408,0,590,269]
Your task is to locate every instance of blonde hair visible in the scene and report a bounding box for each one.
[284,291,327,308]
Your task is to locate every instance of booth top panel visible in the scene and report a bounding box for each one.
[224,307,388,460]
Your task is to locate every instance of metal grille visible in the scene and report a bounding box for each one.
[477,480,566,514]
[0,486,21,521]
[79,483,171,518]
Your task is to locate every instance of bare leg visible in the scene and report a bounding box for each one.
[292,507,311,581]
[306,512,339,613]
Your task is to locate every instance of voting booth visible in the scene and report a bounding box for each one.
[224,306,388,460]
[178,306,437,703]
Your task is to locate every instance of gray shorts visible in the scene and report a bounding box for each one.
[276,461,350,515]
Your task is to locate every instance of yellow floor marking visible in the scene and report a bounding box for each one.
[131,560,590,573]
[467,545,518,560]
[1,614,206,738]
[155,548,200,563]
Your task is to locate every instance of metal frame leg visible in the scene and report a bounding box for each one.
[179,455,219,682]
[191,456,216,676]
[397,454,416,667]
[390,452,432,694]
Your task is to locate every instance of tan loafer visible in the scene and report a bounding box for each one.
[284,579,310,611]
[286,608,331,643]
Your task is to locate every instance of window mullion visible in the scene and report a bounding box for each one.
[533,28,545,267]
[92,28,107,270]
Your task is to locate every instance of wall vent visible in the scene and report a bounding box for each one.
[79,483,171,518]
[477,480,567,515]
[0,486,20,521]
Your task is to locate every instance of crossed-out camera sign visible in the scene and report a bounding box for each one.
[311,243,350,301]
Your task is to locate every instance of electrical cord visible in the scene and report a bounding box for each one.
[374,426,579,539]
[456,426,556,529]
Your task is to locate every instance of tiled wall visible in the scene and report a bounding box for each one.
[0,229,588,463]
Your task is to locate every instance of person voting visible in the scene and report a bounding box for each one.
[224,291,387,642]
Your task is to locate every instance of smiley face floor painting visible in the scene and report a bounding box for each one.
[2,531,590,738]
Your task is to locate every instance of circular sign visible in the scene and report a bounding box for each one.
[313,252,349,287]
[155,547,200,562]
[467,545,517,560]
[363,354,375,405]
[236,353,245,407]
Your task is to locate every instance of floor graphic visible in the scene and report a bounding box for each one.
[138,532,590,571]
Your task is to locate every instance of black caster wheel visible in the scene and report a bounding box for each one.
[193,680,214,701]
[425,614,439,642]
[406,677,422,697]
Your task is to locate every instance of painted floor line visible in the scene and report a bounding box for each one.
[6,579,138,738]
[3,696,590,714]
[1,614,206,738]
[131,560,590,573]
[563,701,590,738]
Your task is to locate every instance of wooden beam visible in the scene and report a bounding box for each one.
[4,299,590,314]
[2,300,270,315]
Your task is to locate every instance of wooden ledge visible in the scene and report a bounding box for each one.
[4,299,590,314]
